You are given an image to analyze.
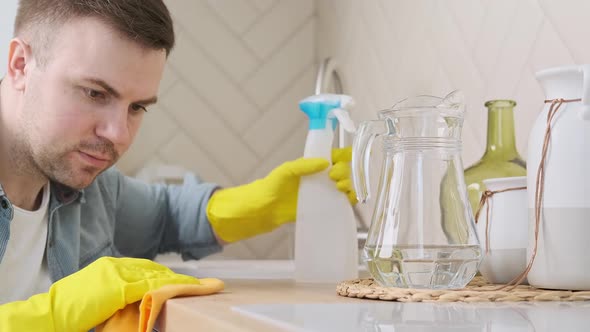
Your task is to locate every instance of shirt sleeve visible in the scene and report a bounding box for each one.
[107,168,223,260]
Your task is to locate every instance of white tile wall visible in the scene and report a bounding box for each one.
[319,0,589,163]
[117,0,589,260]
[116,0,318,260]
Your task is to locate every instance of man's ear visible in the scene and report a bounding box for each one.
[7,38,32,91]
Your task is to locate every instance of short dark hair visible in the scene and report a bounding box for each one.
[14,0,175,60]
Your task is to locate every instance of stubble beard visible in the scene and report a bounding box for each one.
[13,128,119,190]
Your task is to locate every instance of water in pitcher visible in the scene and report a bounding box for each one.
[364,245,481,289]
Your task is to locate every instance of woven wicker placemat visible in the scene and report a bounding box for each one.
[336,277,590,302]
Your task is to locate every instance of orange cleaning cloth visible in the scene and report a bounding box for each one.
[96,277,224,332]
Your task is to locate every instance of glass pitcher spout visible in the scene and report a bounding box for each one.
[390,90,465,116]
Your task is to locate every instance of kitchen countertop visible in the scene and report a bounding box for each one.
[157,259,590,332]
[158,278,373,331]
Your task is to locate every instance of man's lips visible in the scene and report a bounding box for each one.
[78,151,112,167]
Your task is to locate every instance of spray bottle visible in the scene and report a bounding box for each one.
[294,94,359,283]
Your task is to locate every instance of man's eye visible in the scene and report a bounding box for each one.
[84,88,106,101]
[131,104,148,113]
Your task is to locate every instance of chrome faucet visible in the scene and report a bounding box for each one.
[314,57,369,249]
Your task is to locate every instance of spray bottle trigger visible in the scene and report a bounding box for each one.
[332,108,356,133]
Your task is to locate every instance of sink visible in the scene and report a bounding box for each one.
[165,259,296,280]
[157,255,369,280]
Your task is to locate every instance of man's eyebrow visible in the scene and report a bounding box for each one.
[84,78,121,98]
[134,96,158,106]
[83,77,158,105]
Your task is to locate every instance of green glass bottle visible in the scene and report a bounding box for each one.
[464,100,527,213]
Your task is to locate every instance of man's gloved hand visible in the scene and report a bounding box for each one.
[207,147,357,243]
[0,256,206,332]
[97,278,224,332]
[330,146,358,205]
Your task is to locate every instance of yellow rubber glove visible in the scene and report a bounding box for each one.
[0,256,206,332]
[207,148,357,243]
[207,157,330,243]
[329,146,358,205]
[97,278,224,332]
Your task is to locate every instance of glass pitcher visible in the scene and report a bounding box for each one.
[352,90,482,289]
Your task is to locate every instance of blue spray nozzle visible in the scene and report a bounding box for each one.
[299,94,355,131]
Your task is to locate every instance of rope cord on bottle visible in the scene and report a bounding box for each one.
[474,186,527,254]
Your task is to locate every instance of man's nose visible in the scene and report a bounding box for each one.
[95,107,131,150]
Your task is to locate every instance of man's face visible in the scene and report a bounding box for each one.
[18,17,166,189]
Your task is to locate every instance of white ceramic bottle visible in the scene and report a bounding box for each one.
[527,65,590,290]
[294,94,359,283]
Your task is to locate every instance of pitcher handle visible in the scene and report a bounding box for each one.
[352,120,388,203]
[581,65,590,120]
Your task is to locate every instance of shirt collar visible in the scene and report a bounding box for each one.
[50,181,86,204]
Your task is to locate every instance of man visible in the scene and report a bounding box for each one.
[0,0,355,308]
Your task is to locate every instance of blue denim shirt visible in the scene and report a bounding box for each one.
[0,167,222,282]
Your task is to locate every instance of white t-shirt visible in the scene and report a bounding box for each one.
[0,183,53,304]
